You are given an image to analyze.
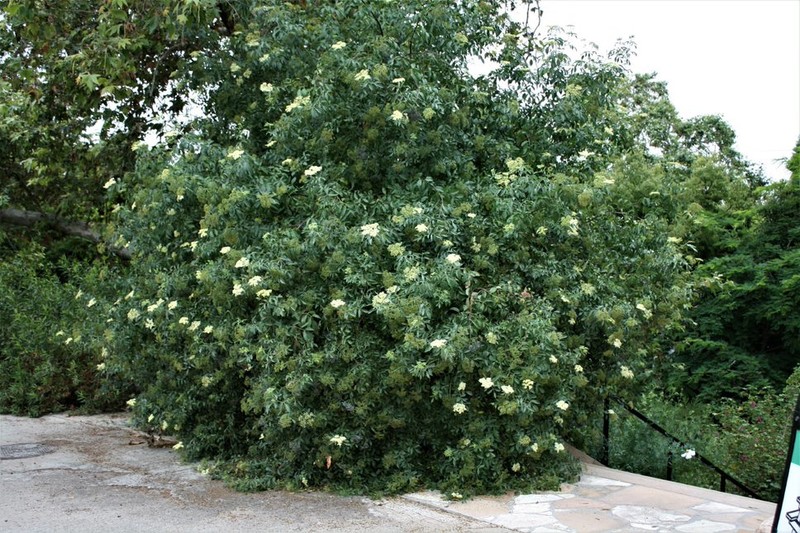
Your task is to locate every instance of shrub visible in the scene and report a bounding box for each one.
[710,367,800,501]
[100,1,693,496]
[602,396,720,491]
[0,238,126,416]
[594,368,800,502]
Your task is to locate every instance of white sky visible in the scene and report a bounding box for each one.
[529,0,800,181]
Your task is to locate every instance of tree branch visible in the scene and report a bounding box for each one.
[0,208,131,260]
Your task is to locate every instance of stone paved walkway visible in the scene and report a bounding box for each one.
[405,461,776,532]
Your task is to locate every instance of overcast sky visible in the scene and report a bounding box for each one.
[527,0,800,181]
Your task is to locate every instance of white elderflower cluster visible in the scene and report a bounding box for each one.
[360,223,380,237]
[303,165,322,177]
[390,110,407,122]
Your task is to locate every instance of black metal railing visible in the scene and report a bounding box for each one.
[600,395,763,500]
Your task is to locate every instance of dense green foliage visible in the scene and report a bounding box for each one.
[598,365,800,502]
[0,234,128,415]
[625,142,800,502]
[1,0,243,222]
[669,142,800,402]
[1,0,797,500]
[98,1,699,495]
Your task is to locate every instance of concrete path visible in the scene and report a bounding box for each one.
[0,413,776,532]
[0,413,505,532]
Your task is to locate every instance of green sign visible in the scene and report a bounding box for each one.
[794,431,800,466]
[774,395,800,533]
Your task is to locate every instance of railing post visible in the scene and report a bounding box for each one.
[720,474,726,493]
[601,396,610,466]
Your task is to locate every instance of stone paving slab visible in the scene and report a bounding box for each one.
[405,462,777,532]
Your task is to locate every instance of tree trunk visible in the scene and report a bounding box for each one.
[0,208,131,260]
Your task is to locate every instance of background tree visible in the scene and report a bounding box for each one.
[667,140,800,402]
[0,0,249,413]
[0,0,247,251]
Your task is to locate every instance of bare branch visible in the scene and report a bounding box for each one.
[525,0,543,40]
